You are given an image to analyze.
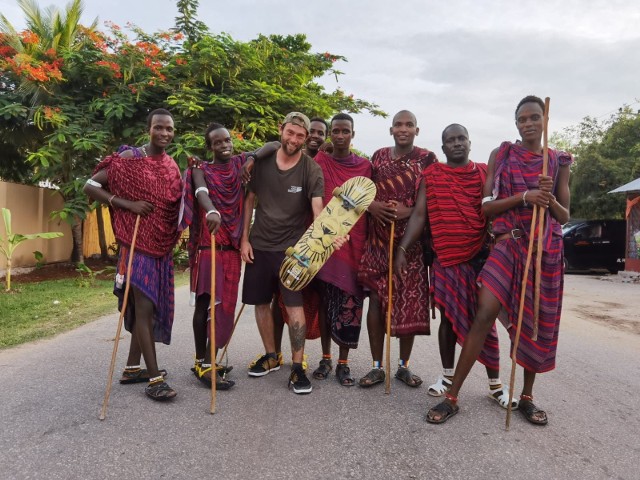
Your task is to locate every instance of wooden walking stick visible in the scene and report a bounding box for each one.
[385,221,395,394]
[216,303,246,367]
[506,206,539,430]
[532,97,551,341]
[210,233,217,414]
[100,215,141,421]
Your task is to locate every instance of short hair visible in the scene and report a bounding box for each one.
[146,108,173,128]
[309,117,328,132]
[330,112,354,129]
[515,95,545,119]
[441,123,469,143]
[392,110,417,126]
[204,122,226,149]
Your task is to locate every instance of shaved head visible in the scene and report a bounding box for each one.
[392,110,417,126]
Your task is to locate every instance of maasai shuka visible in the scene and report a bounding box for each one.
[358,146,437,336]
[479,141,573,373]
[94,146,182,257]
[314,151,371,348]
[314,151,371,297]
[100,145,181,345]
[423,161,488,267]
[425,160,499,369]
[178,155,247,344]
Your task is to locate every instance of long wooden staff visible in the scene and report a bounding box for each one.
[100,215,141,421]
[506,206,539,430]
[532,97,551,341]
[216,303,246,366]
[210,233,217,414]
[385,221,395,394]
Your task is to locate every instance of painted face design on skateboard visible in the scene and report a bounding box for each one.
[307,206,351,255]
[280,176,376,291]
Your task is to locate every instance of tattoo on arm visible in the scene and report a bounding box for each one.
[289,321,306,352]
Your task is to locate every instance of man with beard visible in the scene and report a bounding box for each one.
[240,112,324,394]
[252,116,329,371]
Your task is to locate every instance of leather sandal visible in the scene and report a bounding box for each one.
[120,368,167,384]
[358,368,385,388]
[395,366,423,388]
[336,363,355,386]
[312,358,333,380]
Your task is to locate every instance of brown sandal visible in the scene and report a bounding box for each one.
[395,367,423,388]
[358,368,385,388]
[312,358,333,380]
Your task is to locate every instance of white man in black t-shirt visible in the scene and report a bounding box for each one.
[240,112,325,394]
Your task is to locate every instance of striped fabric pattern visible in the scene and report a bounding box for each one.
[430,257,500,369]
[115,246,175,345]
[424,161,487,267]
[480,141,573,373]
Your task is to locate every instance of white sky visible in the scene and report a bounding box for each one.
[2,0,639,160]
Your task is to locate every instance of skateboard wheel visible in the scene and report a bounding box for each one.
[332,187,343,198]
[355,205,367,215]
[285,246,295,257]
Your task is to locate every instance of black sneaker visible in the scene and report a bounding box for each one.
[289,365,312,394]
[248,353,280,377]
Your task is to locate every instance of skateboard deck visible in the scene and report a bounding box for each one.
[279,176,376,291]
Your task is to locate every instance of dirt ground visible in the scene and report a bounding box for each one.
[1,258,116,284]
[562,272,640,335]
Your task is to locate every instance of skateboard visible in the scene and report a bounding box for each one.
[279,176,376,291]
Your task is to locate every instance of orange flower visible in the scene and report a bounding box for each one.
[20,30,39,45]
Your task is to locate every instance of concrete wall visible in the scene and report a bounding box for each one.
[0,181,72,269]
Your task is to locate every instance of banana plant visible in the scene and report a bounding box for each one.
[0,207,63,291]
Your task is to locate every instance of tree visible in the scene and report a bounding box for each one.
[553,106,640,219]
[1,0,385,264]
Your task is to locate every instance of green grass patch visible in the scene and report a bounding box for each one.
[0,271,189,349]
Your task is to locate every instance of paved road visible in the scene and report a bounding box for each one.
[1,275,638,479]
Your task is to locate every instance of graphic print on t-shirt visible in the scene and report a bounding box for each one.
[288,186,302,193]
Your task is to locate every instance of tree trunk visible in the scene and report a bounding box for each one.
[70,217,84,264]
[95,206,108,260]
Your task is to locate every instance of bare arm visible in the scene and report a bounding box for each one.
[240,190,256,263]
[481,148,551,218]
[394,179,426,274]
[83,154,154,216]
[547,165,570,224]
[192,167,221,234]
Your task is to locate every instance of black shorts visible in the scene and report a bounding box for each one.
[242,249,303,307]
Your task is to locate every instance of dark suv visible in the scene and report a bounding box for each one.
[562,219,626,273]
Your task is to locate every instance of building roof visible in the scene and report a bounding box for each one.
[609,177,640,194]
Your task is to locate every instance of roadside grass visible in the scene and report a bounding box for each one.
[0,271,189,349]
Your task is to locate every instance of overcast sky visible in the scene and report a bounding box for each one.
[2,0,639,160]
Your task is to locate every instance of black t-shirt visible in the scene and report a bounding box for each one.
[248,151,324,251]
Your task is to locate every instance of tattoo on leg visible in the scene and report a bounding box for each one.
[289,322,306,352]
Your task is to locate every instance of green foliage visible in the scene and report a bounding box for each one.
[174,0,208,43]
[1,0,385,263]
[0,207,64,290]
[33,250,45,268]
[75,261,115,287]
[553,106,640,220]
